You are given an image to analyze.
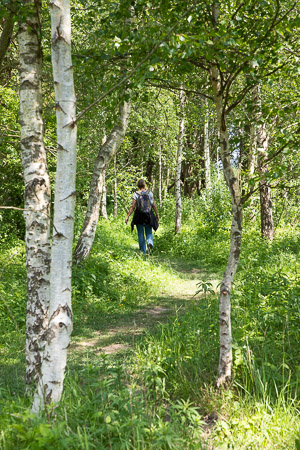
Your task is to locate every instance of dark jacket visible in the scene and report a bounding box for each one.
[131,209,159,232]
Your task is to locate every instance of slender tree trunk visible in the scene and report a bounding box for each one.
[159,144,162,207]
[164,167,169,200]
[32,0,77,412]
[216,146,220,180]
[203,98,211,190]
[175,86,184,234]
[100,170,108,219]
[248,116,257,221]
[0,2,15,67]
[113,154,117,217]
[18,0,51,388]
[255,85,274,239]
[73,98,131,263]
[210,60,242,387]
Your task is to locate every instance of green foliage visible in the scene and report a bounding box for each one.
[1,196,300,448]
[156,181,232,268]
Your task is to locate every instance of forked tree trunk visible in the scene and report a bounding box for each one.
[18,0,51,387]
[175,86,184,234]
[203,98,211,190]
[73,98,131,263]
[255,85,274,240]
[32,0,77,412]
[210,61,243,387]
[113,154,117,217]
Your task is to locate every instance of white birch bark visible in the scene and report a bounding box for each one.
[255,85,274,239]
[74,98,131,263]
[100,170,108,219]
[203,98,211,190]
[248,90,258,221]
[113,154,118,217]
[32,0,77,412]
[210,60,243,387]
[175,86,184,234]
[18,0,51,387]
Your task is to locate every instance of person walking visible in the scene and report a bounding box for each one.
[125,179,159,254]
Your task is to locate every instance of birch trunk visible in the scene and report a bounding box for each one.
[210,62,243,387]
[255,85,274,240]
[18,0,51,387]
[32,0,77,412]
[203,98,211,190]
[175,86,184,234]
[113,154,118,217]
[248,119,257,221]
[74,98,131,263]
[100,170,108,219]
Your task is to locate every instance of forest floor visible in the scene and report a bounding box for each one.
[70,258,217,363]
[1,218,299,448]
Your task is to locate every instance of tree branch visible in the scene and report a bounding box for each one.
[67,3,196,127]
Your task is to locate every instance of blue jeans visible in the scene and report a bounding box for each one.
[136,225,153,254]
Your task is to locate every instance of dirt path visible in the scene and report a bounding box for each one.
[70,264,219,359]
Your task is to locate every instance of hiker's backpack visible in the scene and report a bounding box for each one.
[136,190,152,215]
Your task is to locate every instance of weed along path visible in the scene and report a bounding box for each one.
[70,259,216,360]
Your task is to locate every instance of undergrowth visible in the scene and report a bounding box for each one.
[0,191,299,448]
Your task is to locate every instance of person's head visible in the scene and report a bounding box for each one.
[137,179,146,189]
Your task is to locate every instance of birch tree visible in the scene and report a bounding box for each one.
[175,86,184,234]
[255,84,274,240]
[113,154,118,217]
[203,98,211,190]
[74,98,131,263]
[210,56,243,385]
[33,0,77,412]
[18,0,51,387]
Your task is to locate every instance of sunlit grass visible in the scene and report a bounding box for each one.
[0,201,299,448]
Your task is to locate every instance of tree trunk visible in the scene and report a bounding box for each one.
[248,118,257,221]
[146,155,155,185]
[159,144,162,207]
[255,85,274,239]
[100,170,108,219]
[216,145,220,180]
[164,167,169,200]
[210,60,243,387]
[18,0,51,388]
[73,98,131,263]
[203,98,211,190]
[113,154,117,217]
[0,3,15,67]
[175,86,184,234]
[32,0,77,412]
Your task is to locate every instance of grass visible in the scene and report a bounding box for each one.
[0,196,299,448]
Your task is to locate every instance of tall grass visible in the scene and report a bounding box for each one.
[0,190,299,448]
